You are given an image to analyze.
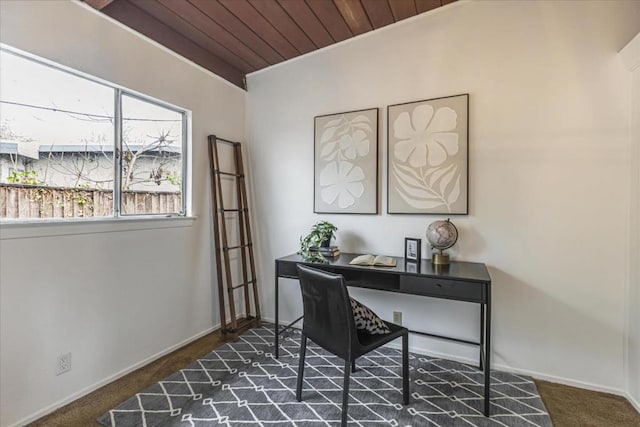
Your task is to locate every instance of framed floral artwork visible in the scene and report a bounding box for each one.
[314,108,378,214]
[387,94,468,214]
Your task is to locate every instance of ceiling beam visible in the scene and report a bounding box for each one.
[82,0,453,88]
[104,0,245,88]
[361,0,394,29]
[334,0,373,36]
[277,0,334,48]
[140,0,259,72]
[388,0,417,21]
[416,0,443,14]
[219,0,299,60]
[190,0,283,65]
[306,0,352,42]
[248,0,316,55]
[83,0,116,10]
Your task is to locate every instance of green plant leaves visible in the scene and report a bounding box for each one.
[299,221,337,252]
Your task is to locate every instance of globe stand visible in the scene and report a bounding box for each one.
[426,219,458,266]
[432,250,450,265]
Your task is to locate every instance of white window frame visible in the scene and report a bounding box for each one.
[0,44,192,226]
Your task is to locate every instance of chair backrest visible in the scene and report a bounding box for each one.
[296,264,358,359]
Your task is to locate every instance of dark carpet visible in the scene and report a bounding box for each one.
[97,324,551,426]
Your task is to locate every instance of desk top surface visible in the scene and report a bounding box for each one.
[277,252,491,283]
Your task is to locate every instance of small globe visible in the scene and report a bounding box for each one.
[426,219,458,251]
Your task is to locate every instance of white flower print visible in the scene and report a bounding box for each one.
[393,105,459,168]
[338,130,369,160]
[319,161,365,208]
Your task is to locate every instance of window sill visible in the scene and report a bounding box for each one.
[0,216,197,240]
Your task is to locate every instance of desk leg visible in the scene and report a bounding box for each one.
[480,303,485,370]
[484,285,491,416]
[275,265,279,359]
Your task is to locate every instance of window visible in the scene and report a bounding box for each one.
[0,46,188,221]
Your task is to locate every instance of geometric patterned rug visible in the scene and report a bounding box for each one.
[98,324,552,426]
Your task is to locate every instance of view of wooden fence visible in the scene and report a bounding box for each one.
[0,184,182,218]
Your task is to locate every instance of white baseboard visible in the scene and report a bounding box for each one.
[16,318,636,427]
[385,342,626,395]
[9,324,220,427]
[498,365,625,396]
[403,347,628,397]
[626,392,640,413]
[265,317,629,398]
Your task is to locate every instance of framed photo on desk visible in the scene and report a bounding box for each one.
[405,238,421,262]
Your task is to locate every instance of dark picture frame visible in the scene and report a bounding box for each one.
[387,94,469,214]
[404,237,421,262]
[314,108,379,214]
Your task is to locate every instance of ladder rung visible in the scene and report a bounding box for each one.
[215,170,244,177]
[223,243,252,251]
[216,138,238,146]
[220,208,248,213]
[229,279,257,290]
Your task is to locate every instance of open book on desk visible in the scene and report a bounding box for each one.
[349,254,397,267]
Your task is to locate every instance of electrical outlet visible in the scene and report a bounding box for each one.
[56,352,71,375]
[393,311,403,326]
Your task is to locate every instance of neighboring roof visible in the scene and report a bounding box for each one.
[0,141,180,156]
[0,142,17,155]
[0,140,39,159]
[38,144,181,154]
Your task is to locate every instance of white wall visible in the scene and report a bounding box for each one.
[621,32,640,410]
[246,0,640,395]
[0,1,245,426]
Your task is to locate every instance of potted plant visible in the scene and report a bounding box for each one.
[300,221,338,252]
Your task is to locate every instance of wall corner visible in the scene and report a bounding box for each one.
[619,30,640,405]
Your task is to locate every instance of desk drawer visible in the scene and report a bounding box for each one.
[399,275,484,302]
[277,261,300,278]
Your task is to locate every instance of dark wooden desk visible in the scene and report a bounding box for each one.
[274,252,493,416]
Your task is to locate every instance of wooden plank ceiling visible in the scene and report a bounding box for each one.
[84,0,456,89]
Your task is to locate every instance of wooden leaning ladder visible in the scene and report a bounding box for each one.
[208,135,261,337]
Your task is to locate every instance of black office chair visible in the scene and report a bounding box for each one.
[295,264,409,426]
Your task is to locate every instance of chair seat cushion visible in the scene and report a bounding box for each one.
[350,297,391,334]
